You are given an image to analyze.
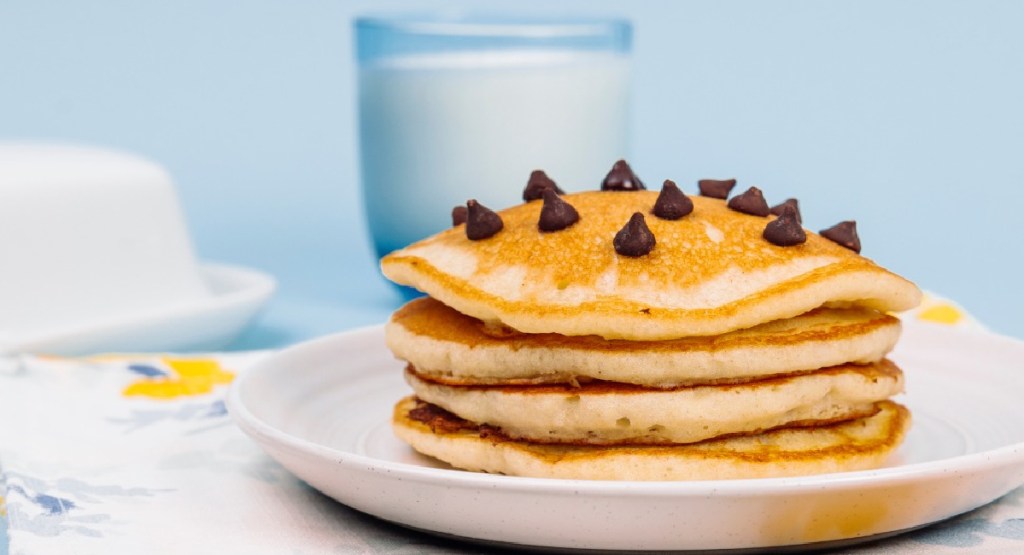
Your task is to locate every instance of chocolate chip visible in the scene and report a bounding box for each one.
[727,186,770,217]
[601,160,645,191]
[762,205,805,246]
[652,179,693,220]
[538,189,580,232]
[465,199,503,240]
[614,212,656,257]
[478,423,506,440]
[698,179,737,199]
[820,221,861,253]
[451,205,467,226]
[769,198,802,224]
[522,170,564,202]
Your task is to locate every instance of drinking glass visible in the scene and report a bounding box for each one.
[355,14,632,262]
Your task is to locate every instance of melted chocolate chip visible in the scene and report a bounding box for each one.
[601,160,645,191]
[408,400,473,434]
[762,205,806,246]
[652,179,693,220]
[698,178,737,199]
[820,221,861,253]
[451,205,467,226]
[465,199,503,240]
[614,212,656,257]
[769,198,802,223]
[727,187,770,217]
[522,170,564,201]
[478,424,505,440]
[538,189,580,232]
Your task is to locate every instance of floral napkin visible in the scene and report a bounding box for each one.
[0,294,1021,555]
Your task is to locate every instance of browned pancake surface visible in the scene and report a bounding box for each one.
[392,397,911,479]
[392,296,898,357]
[383,192,921,339]
[405,358,902,391]
[386,296,902,385]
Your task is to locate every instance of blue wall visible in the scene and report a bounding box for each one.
[2,1,1022,342]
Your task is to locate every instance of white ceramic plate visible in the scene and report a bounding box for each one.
[0,262,275,355]
[227,322,1024,552]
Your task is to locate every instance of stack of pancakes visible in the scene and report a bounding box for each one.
[381,181,921,480]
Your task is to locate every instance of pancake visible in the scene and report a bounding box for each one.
[387,296,901,386]
[382,192,921,340]
[404,360,904,445]
[393,397,910,480]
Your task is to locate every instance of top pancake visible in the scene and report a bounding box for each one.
[382,191,921,340]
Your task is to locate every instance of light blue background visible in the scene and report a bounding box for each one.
[2,0,1022,345]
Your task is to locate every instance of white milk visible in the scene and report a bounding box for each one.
[358,50,630,256]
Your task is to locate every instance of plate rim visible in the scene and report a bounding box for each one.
[0,260,276,354]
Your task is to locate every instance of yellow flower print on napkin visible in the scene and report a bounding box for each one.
[899,291,988,331]
[122,358,234,399]
[918,303,963,325]
[914,292,967,326]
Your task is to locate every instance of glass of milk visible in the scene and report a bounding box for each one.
[355,14,632,261]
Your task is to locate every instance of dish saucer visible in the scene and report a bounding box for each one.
[227,321,1024,552]
[0,262,275,355]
